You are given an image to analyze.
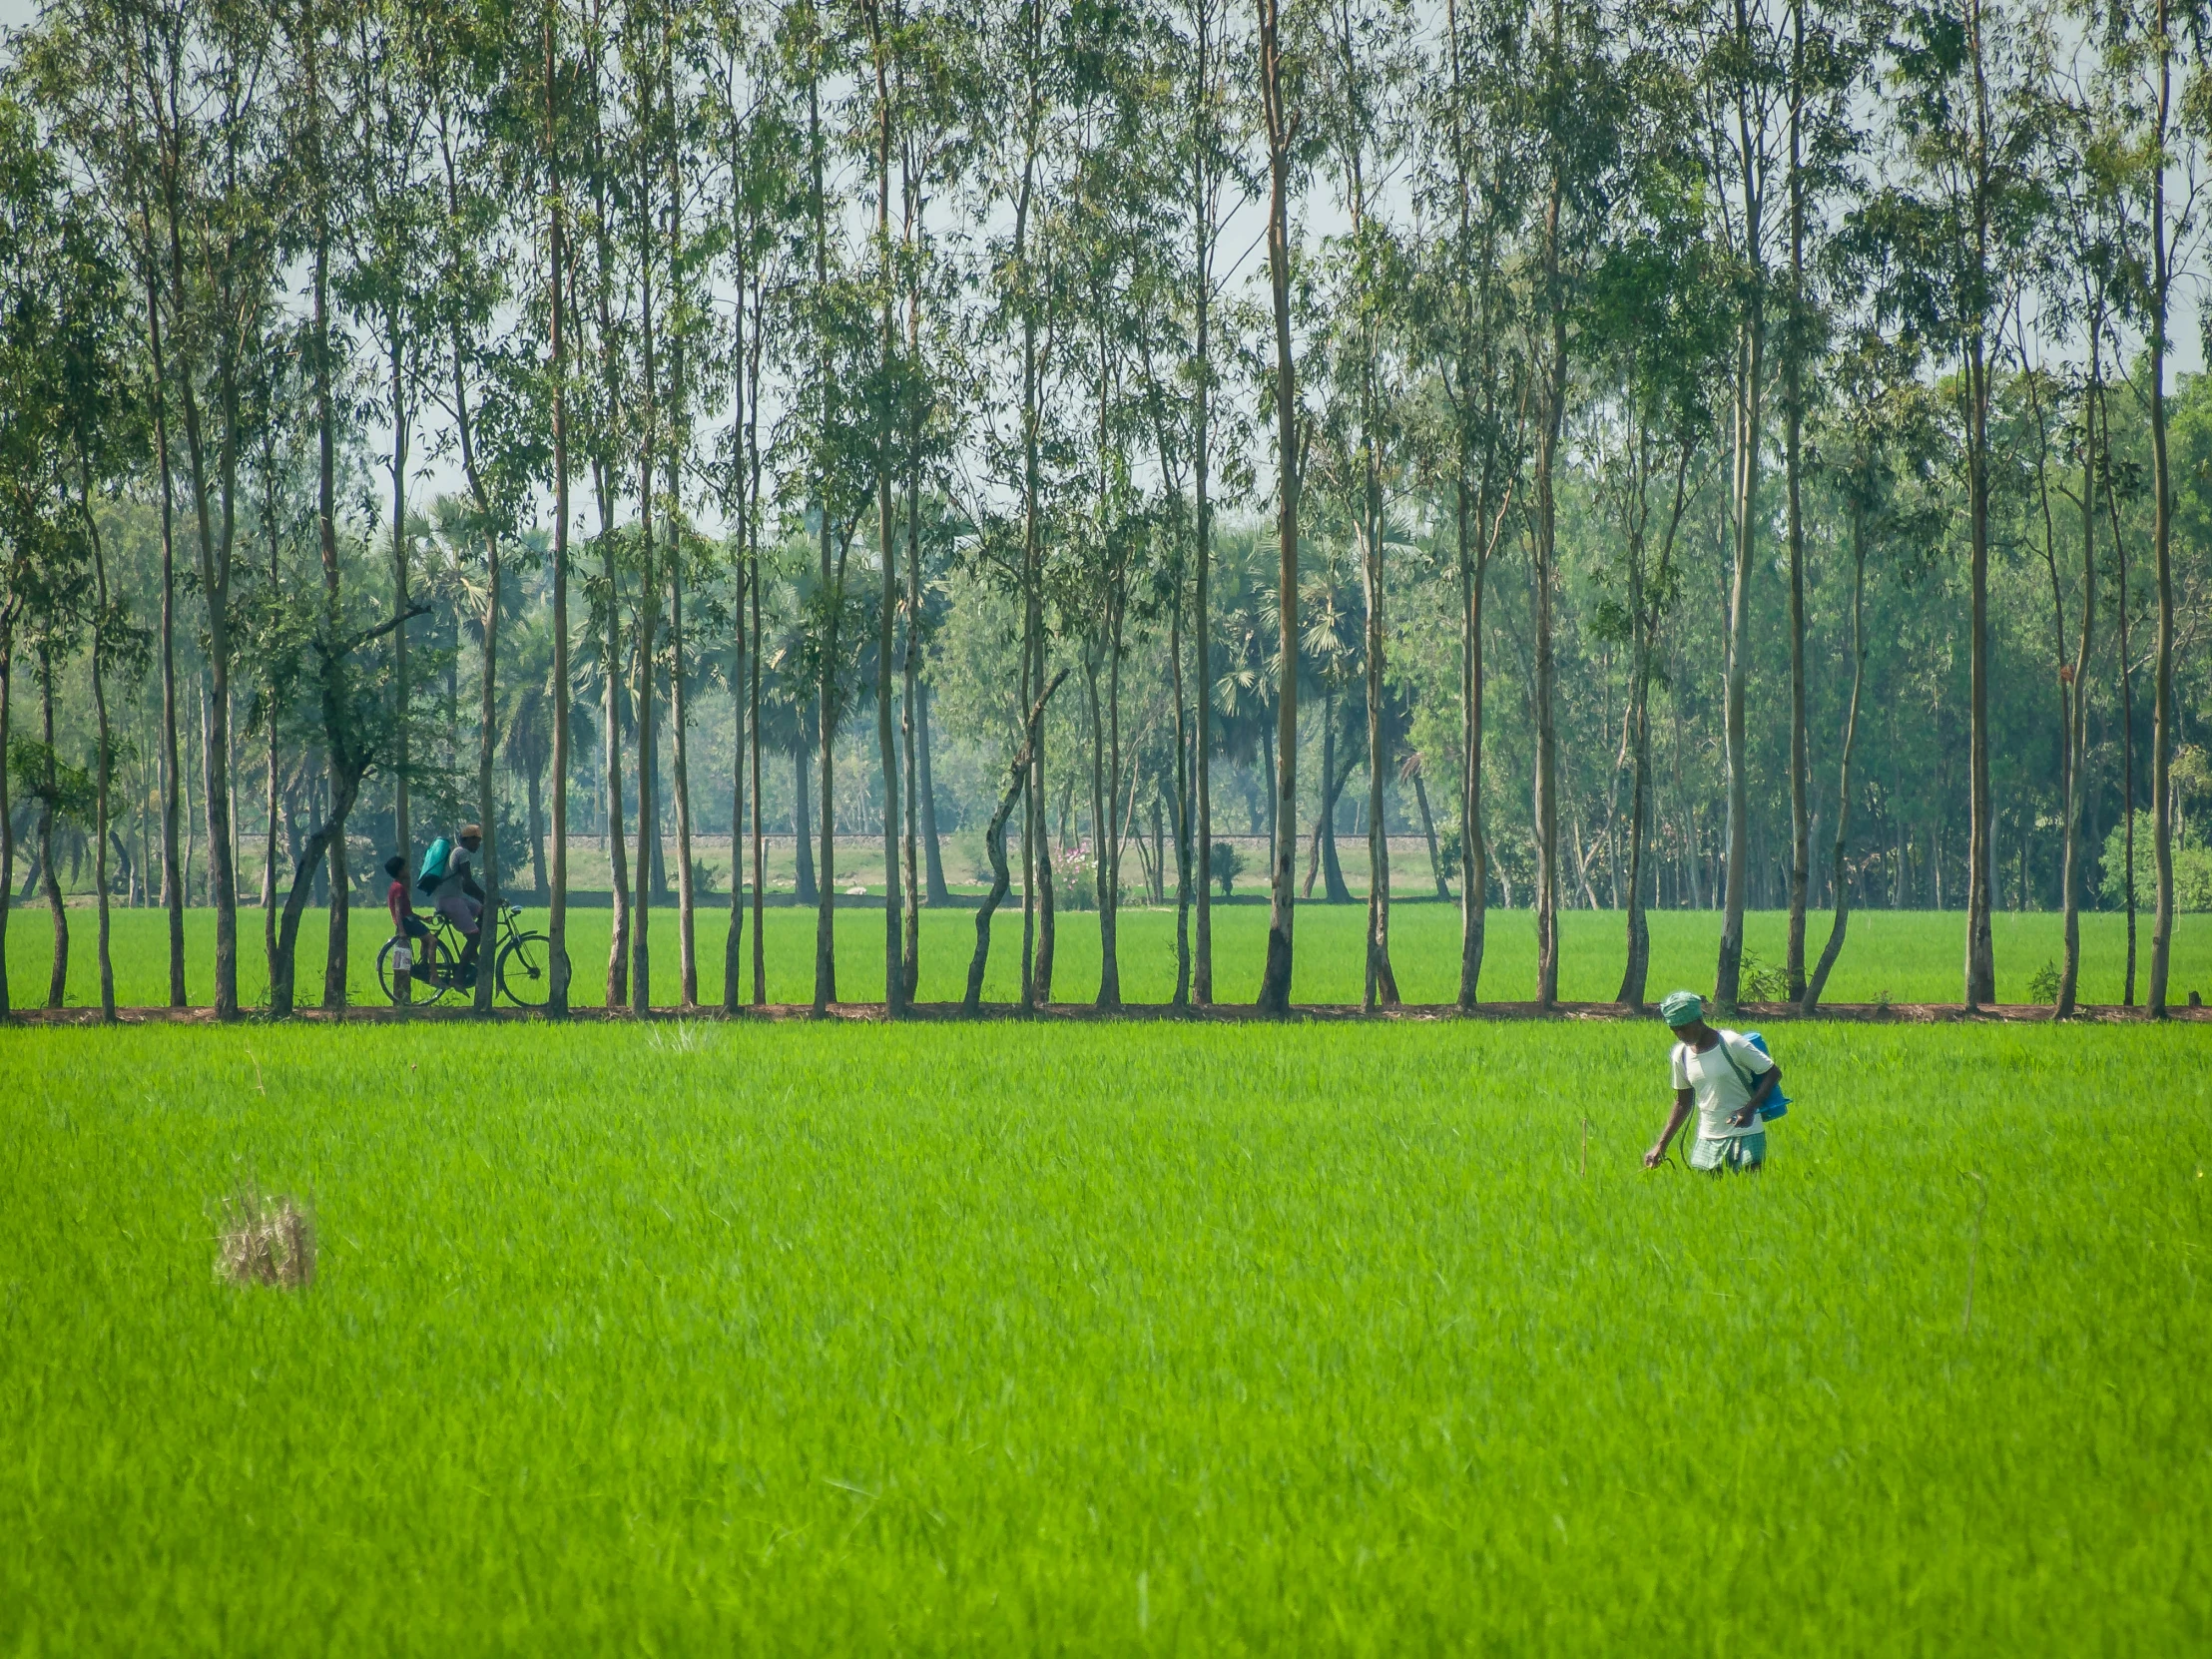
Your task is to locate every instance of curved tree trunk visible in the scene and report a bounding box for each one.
[1803,517,1869,1014]
[966,669,1066,1014]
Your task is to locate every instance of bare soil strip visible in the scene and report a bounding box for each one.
[6,999,2206,1025]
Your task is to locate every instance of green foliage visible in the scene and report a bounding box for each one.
[2026,959,2061,1003]
[2100,812,2212,912]
[1733,947,1790,1003]
[1209,838,1242,897]
[5,734,94,823]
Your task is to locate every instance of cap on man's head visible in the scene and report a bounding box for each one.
[1659,989,1703,1028]
[460,824,482,839]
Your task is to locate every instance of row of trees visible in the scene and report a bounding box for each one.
[1,0,2206,1021]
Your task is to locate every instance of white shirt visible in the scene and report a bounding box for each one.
[1671,1030,1774,1140]
[435,844,474,901]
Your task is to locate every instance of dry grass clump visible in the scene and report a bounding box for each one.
[216,1193,316,1289]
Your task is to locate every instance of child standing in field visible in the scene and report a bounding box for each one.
[1644,990,1782,1174]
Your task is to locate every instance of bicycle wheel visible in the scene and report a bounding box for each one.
[497,930,553,1008]
[378,932,451,1005]
[376,935,404,1003]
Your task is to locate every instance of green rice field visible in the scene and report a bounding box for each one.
[6,899,2210,1009]
[2,1018,2206,1653]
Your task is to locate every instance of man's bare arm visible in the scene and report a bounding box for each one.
[1646,1088,1694,1168]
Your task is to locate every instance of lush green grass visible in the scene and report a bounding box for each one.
[6,898,2208,1009]
[2,1020,2205,1653]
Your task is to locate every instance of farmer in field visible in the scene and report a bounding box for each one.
[428,825,487,981]
[1644,990,1782,1175]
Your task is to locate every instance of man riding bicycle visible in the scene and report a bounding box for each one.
[421,824,487,982]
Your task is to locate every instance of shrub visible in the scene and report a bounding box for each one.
[1736,949,1789,1003]
[2027,959,2062,1004]
[1210,841,1244,897]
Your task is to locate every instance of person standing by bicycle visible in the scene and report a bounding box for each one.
[385,855,434,982]
[429,824,487,982]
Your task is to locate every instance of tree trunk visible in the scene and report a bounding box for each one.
[271,767,364,1019]
[630,220,660,1016]
[445,288,505,1019]
[1803,513,1868,1012]
[1408,768,1447,900]
[598,467,631,1006]
[39,659,67,1008]
[471,531,501,1021]
[748,277,768,1007]
[385,309,414,1010]
[311,70,348,1013]
[1089,655,1117,1007]
[1362,511,1396,1009]
[1783,16,1810,1004]
[2107,402,2137,1006]
[815,628,838,1014]
[546,12,572,1016]
[672,563,699,1008]
[1963,332,1995,1007]
[870,23,902,1019]
[917,682,948,902]
[793,742,818,904]
[2055,373,2099,1016]
[1617,608,1654,1010]
[1532,269,1566,1007]
[139,216,187,1008]
[1170,574,1193,1008]
[261,718,277,986]
[178,355,239,1016]
[2148,1,2176,1014]
[1715,301,1762,1008]
[1458,479,1488,1008]
[1257,0,1299,1015]
[1102,604,1127,1008]
[966,669,1066,1014]
[84,481,118,1020]
[900,511,921,998]
[1192,5,1216,1007]
[725,556,749,1015]
[1032,620,1056,1005]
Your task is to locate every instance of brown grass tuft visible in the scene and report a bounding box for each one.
[216,1193,316,1290]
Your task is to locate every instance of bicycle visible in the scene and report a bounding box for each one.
[377,902,553,1008]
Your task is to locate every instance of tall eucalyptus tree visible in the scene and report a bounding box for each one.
[1419,0,1530,1010]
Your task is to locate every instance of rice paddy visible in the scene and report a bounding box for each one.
[2,1016,2206,1654]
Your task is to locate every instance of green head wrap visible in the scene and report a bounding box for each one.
[1659,989,1703,1028]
